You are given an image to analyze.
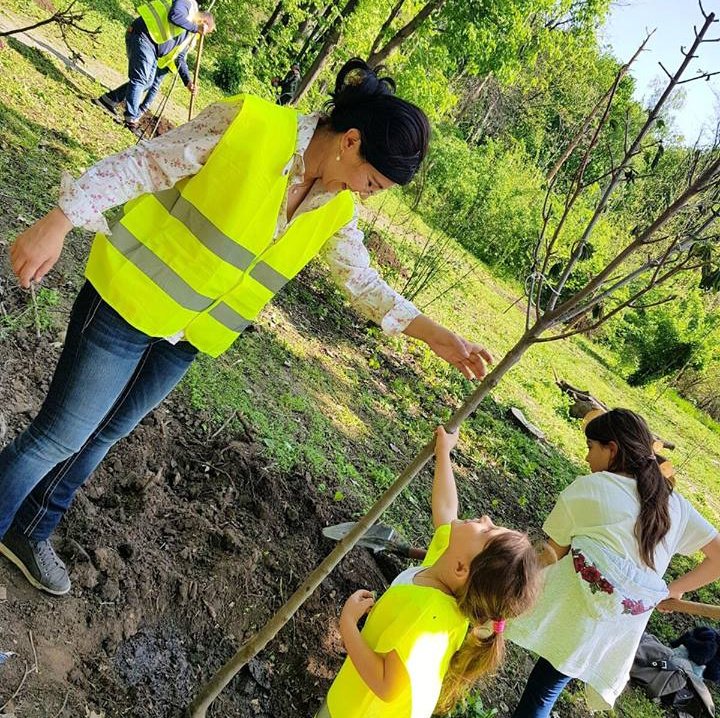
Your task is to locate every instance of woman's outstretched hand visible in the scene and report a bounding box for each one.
[404,315,493,380]
[10,207,72,288]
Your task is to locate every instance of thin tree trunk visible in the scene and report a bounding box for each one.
[292,0,361,104]
[367,0,447,67]
[455,73,491,122]
[185,331,538,718]
[296,0,337,65]
[260,0,284,37]
[252,0,284,55]
[368,0,406,61]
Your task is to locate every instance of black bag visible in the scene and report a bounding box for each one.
[630,633,715,718]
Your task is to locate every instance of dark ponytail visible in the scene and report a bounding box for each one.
[585,408,672,570]
[325,58,430,185]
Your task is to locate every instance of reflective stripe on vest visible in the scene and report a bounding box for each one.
[156,33,195,71]
[85,94,356,357]
[137,0,182,44]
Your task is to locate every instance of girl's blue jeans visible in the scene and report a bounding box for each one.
[512,657,572,718]
[0,281,197,542]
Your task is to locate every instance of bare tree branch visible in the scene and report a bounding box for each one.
[546,10,719,312]
[0,0,100,62]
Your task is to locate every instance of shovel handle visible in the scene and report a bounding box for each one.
[188,33,205,121]
[389,544,427,561]
[407,546,427,561]
[658,598,720,620]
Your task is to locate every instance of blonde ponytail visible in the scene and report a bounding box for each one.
[436,629,504,713]
[436,530,541,714]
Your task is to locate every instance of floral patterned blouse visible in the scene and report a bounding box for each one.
[58,98,421,336]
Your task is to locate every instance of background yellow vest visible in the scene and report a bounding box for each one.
[137,0,197,71]
[85,95,355,357]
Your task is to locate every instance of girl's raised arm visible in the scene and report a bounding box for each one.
[432,427,460,528]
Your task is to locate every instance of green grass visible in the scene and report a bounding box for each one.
[1,0,231,125]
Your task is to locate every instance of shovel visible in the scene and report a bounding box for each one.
[323,522,427,561]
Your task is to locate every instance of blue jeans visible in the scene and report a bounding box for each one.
[0,282,197,542]
[512,657,572,718]
[106,30,159,121]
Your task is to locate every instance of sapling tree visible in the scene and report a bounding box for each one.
[0,0,100,63]
[187,4,720,715]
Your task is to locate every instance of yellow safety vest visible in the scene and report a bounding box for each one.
[85,94,356,357]
[137,0,197,71]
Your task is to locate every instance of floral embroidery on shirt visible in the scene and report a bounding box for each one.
[620,598,650,615]
[572,549,614,595]
[572,549,656,615]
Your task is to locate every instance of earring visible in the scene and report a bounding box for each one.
[335,154,341,161]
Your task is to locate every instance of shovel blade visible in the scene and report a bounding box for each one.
[322,522,396,552]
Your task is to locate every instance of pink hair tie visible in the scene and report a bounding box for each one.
[492,619,506,634]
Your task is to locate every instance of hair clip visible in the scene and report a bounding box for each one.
[492,619,506,634]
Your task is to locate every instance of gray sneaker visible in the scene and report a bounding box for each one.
[0,528,71,596]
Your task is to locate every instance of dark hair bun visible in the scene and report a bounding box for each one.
[325,57,430,186]
[331,59,396,107]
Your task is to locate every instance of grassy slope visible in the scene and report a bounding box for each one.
[0,6,718,717]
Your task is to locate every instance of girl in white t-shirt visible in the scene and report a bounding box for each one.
[507,408,720,717]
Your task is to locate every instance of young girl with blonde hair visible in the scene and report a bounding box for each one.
[317,427,541,717]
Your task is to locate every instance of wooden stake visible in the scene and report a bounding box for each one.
[188,32,204,122]
[659,598,720,621]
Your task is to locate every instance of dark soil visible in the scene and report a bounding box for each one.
[0,315,393,717]
[135,112,175,139]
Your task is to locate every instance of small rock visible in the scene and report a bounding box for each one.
[248,658,272,689]
[73,563,99,590]
[0,585,6,601]
[100,578,120,602]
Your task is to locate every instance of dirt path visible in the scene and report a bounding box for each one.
[0,7,189,126]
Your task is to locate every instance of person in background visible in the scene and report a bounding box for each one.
[316,427,541,717]
[93,0,215,133]
[277,63,301,105]
[2,59,493,597]
[507,408,720,717]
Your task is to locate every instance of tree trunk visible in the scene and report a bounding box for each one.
[292,0,361,104]
[296,0,337,65]
[367,0,447,67]
[252,0,284,55]
[185,330,539,718]
[368,0,406,61]
[455,73,491,122]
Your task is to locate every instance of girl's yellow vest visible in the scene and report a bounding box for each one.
[85,94,355,357]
